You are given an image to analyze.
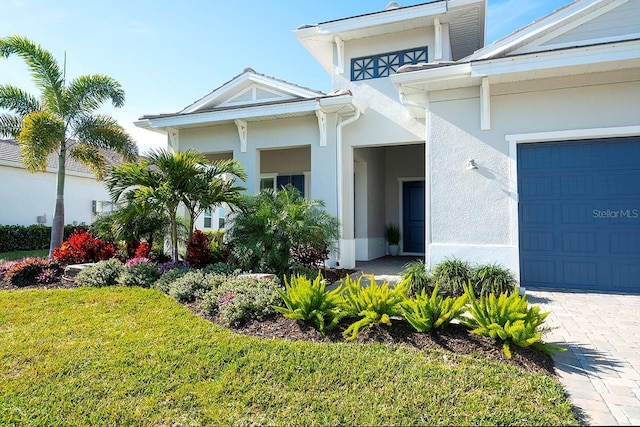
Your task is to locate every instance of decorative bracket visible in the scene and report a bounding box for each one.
[316,110,327,147]
[434,18,442,61]
[167,127,179,152]
[334,36,344,75]
[234,119,247,152]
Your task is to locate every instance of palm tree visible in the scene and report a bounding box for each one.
[106,149,246,262]
[0,35,138,256]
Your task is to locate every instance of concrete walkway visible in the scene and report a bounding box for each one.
[351,257,640,425]
[526,289,640,426]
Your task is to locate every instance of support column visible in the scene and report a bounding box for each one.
[339,141,355,269]
[233,146,259,195]
[424,104,433,269]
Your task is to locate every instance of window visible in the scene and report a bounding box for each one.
[260,175,276,191]
[218,207,226,229]
[260,173,307,198]
[204,208,212,228]
[351,46,428,81]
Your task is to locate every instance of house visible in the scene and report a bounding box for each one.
[136,0,640,293]
[0,138,120,227]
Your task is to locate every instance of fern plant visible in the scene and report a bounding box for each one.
[401,283,467,332]
[461,282,565,358]
[273,273,345,334]
[341,274,409,341]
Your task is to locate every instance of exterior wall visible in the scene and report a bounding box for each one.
[427,69,640,273]
[260,146,310,175]
[0,164,110,226]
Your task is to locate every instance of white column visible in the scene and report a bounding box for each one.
[424,104,433,269]
[339,141,355,269]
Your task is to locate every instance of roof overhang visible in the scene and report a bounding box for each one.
[391,39,640,115]
[294,0,485,74]
[135,95,367,132]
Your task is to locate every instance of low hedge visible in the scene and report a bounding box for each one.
[0,224,88,252]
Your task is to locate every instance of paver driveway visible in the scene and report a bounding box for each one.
[526,289,640,426]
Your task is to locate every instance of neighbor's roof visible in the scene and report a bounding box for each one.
[0,138,128,175]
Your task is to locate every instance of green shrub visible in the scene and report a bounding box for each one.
[400,259,432,296]
[273,273,345,334]
[153,266,193,293]
[401,283,467,332]
[202,262,239,276]
[117,262,159,288]
[3,257,62,287]
[199,275,282,327]
[166,270,216,303]
[227,186,339,278]
[472,263,517,296]
[431,258,472,297]
[461,282,565,358]
[341,275,409,341]
[75,259,125,288]
[0,224,87,252]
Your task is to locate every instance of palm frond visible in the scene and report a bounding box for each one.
[0,113,23,138]
[16,110,64,172]
[0,35,64,114]
[0,85,41,115]
[66,74,125,117]
[69,144,107,180]
[73,114,137,161]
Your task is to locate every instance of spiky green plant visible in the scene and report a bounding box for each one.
[472,263,517,296]
[341,274,409,341]
[400,259,432,296]
[461,282,565,358]
[273,273,345,334]
[431,258,472,297]
[401,283,467,332]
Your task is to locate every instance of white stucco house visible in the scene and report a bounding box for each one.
[136,0,640,293]
[0,138,119,227]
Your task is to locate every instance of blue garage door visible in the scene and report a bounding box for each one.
[518,137,640,293]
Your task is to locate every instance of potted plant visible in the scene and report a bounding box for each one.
[385,223,401,256]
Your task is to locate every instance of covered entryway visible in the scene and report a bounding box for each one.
[518,137,640,292]
[402,180,425,253]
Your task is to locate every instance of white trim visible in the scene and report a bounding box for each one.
[220,84,294,107]
[424,103,433,268]
[506,125,640,279]
[234,119,247,153]
[480,77,490,130]
[303,171,311,199]
[434,18,443,61]
[259,173,278,192]
[315,110,327,147]
[168,128,179,151]
[511,0,632,56]
[334,36,344,75]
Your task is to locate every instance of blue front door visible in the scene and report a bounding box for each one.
[402,180,425,253]
[518,137,640,292]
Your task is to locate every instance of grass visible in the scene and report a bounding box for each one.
[0,249,48,261]
[0,287,578,426]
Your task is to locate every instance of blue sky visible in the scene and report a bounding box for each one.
[1,0,574,153]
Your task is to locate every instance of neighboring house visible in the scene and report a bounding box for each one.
[136,0,640,293]
[0,138,120,227]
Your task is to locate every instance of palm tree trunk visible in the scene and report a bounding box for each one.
[170,214,179,262]
[48,146,66,257]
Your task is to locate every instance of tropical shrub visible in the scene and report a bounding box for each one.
[75,259,125,288]
[203,230,226,262]
[134,241,151,259]
[431,258,473,297]
[472,263,517,296]
[158,260,189,276]
[341,275,409,341]
[3,257,62,287]
[273,273,345,334]
[202,262,239,276]
[400,259,432,296]
[0,259,20,281]
[53,229,116,265]
[461,282,565,358]
[199,275,282,327]
[117,262,159,288]
[185,230,212,268]
[227,186,339,278]
[401,283,467,332]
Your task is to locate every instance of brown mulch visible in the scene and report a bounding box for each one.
[2,269,556,378]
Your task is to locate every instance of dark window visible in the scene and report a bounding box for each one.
[351,46,428,81]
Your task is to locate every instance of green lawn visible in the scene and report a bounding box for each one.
[0,249,48,261]
[0,287,578,426]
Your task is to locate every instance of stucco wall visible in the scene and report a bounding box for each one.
[0,164,110,226]
[428,69,640,271]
